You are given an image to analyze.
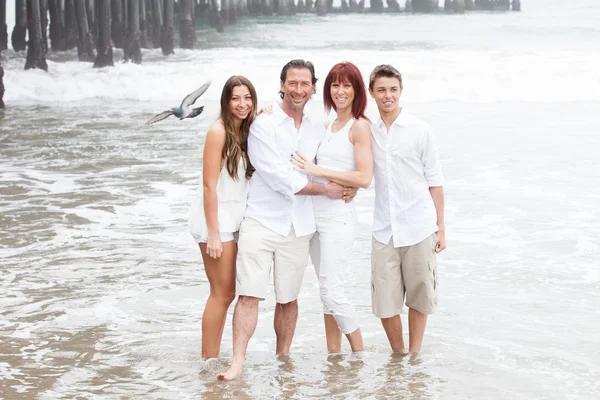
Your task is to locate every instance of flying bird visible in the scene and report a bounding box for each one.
[144,80,212,126]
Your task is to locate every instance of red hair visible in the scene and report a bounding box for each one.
[323,62,368,120]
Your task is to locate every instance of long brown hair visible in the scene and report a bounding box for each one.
[220,76,257,180]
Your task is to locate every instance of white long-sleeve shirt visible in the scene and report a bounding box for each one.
[245,103,325,237]
[371,110,445,247]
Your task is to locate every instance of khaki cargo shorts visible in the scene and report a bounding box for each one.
[236,218,311,304]
[371,233,439,318]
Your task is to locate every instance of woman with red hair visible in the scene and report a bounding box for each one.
[292,61,372,353]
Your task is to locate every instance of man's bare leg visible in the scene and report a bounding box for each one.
[274,300,298,355]
[381,315,405,352]
[217,295,259,380]
[345,328,365,352]
[324,314,342,353]
[408,308,427,354]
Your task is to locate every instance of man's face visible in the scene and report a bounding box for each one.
[280,68,315,112]
[369,76,402,114]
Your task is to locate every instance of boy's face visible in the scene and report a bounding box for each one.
[369,76,403,114]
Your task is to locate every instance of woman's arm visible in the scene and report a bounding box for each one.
[202,121,226,258]
[292,119,373,189]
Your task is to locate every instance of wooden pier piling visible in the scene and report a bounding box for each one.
[160,0,174,55]
[139,0,149,47]
[125,0,142,63]
[11,0,26,51]
[179,0,195,48]
[25,0,48,70]
[75,0,95,61]
[1,0,7,51]
[94,0,114,68]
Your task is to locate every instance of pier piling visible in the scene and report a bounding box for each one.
[160,0,174,55]
[179,0,195,48]
[75,0,95,61]
[93,0,114,68]
[125,0,142,63]
[25,0,48,70]
[1,0,7,51]
[11,0,26,51]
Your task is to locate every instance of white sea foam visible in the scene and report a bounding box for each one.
[4,47,600,105]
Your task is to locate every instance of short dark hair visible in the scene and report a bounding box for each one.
[369,64,403,90]
[279,59,318,99]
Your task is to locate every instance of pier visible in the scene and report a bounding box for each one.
[0,0,522,108]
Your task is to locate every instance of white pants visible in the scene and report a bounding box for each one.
[310,211,359,335]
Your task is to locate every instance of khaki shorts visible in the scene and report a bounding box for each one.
[371,234,439,318]
[236,218,312,304]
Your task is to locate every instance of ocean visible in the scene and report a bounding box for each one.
[1,0,599,398]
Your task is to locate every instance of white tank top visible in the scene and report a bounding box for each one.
[189,155,249,237]
[312,118,356,217]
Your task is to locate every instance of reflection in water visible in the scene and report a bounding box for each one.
[317,353,366,397]
[202,377,254,400]
[274,355,300,399]
[373,352,435,400]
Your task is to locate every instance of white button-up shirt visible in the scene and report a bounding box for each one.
[371,110,444,247]
[245,103,325,237]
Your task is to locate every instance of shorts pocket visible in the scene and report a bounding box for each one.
[432,234,438,253]
[429,259,438,290]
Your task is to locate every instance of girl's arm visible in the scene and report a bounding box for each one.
[202,121,226,258]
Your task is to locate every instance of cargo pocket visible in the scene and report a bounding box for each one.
[429,258,438,290]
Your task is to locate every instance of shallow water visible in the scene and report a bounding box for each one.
[1,0,600,398]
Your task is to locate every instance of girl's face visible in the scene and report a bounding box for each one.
[229,85,253,122]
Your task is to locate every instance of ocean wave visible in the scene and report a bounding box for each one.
[3,47,600,105]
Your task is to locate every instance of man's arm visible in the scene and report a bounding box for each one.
[296,181,344,199]
[248,119,308,199]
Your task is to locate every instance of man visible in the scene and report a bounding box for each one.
[217,60,348,380]
[368,64,446,354]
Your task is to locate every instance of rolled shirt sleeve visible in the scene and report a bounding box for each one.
[421,126,445,187]
[248,119,309,199]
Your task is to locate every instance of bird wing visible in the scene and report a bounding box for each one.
[180,80,212,109]
[144,110,174,126]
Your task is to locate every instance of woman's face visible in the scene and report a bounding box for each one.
[330,79,355,112]
[229,85,253,122]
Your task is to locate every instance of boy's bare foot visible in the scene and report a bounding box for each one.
[216,363,243,381]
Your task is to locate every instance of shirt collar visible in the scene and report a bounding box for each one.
[273,102,310,125]
[377,109,408,130]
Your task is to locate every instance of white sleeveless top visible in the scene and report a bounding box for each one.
[312,118,357,217]
[189,155,249,242]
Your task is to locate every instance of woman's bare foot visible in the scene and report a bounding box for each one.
[216,362,243,381]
